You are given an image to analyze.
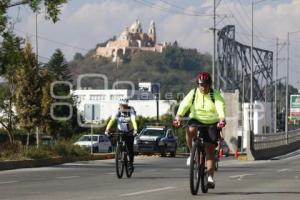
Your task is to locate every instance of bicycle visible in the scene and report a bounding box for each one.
[113,132,134,179]
[173,118,225,195]
[188,124,210,195]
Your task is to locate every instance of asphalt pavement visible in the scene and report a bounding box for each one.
[0,153,299,200]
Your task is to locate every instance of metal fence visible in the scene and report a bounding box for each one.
[253,129,300,150]
[288,129,300,144]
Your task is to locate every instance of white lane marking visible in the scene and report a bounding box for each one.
[104,172,115,175]
[171,168,185,171]
[56,176,80,179]
[230,174,255,179]
[120,186,176,197]
[277,169,289,173]
[0,181,19,185]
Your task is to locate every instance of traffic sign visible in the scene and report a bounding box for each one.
[290,95,300,120]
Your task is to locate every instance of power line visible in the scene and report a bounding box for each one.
[236,0,276,41]
[14,28,90,52]
[159,0,206,15]
[133,0,214,17]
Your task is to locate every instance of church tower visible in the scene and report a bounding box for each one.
[148,20,156,45]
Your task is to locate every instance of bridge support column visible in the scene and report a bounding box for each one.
[246,130,255,160]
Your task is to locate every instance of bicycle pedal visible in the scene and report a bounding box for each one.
[207,182,215,189]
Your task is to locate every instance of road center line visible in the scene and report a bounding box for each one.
[0,181,19,185]
[230,174,255,179]
[277,169,289,173]
[120,186,176,197]
[104,172,115,175]
[56,176,80,179]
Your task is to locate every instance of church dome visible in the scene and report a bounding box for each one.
[130,19,142,33]
[120,26,130,40]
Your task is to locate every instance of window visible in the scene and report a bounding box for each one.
[78,95,86,101]
[90,95,105,101]
[110,94,124,100]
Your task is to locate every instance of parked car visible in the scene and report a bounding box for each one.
[134,124,177,157]
[74,134,112,153]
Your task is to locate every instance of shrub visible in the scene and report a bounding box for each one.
[0,142,24,161]
[25,145,52,159]
[53,140,89,157]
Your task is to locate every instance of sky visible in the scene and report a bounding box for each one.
[6,0,300,88]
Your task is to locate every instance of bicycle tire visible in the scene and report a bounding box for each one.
[115,145,124,179]
[200,148,208,193]
[125,152,133,178]
[215,158,219,171]
[189,141,201,195]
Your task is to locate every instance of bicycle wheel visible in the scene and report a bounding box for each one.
[215,151,219,171]
[115,145,124,179]
[125,152,133,178]
[189,141,201,195]
[200,148,208,193]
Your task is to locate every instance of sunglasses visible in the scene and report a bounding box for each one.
[198,83,209,87]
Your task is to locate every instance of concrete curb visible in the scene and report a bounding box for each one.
[0,153,115,171]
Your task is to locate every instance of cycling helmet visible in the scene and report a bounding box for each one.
[196,71,212,85]
[118,97,129,105]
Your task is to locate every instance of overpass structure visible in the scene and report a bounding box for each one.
[217,25,300,160]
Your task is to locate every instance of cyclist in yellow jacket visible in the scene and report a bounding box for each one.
[173,71,226,188]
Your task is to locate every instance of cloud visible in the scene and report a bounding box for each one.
[13,0,214,61]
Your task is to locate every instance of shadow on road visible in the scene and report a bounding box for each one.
[212,191,300,195]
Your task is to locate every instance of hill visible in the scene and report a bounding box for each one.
[68,45,212,99]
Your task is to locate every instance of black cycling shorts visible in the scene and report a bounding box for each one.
[187,119,219,146]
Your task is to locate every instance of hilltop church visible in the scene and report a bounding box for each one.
[95,20,169,62]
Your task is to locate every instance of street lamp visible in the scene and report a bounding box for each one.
[251,0,269,132]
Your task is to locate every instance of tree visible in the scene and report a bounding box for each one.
[15,42,41,145]
[0,1,67,144]
[73,52,84,61]
[40,68,58,137]
[1,0,67,34]
[45,49,73,132]
[43,49,83,139]
[0,32,23,143]
[0,84,18,143]
[46,49,72,82]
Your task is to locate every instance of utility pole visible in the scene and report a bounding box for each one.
[274,38,279,134]
[35,12,38,62]
[212,0,216,87]
[250,1,254,133]
[286,33,290,144]
[35,12,39,148]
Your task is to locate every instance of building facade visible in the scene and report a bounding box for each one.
[72,89,175,121]
[95,20,168,62]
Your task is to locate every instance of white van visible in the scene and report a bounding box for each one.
[74,134,112,153]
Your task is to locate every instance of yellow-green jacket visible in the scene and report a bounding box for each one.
[176,88,226,124]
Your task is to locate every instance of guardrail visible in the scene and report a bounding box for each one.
[288,129,300,144]
[250,129,300,160]
[254,132,286,150]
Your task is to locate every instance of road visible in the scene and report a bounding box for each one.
[0,153,299,200]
